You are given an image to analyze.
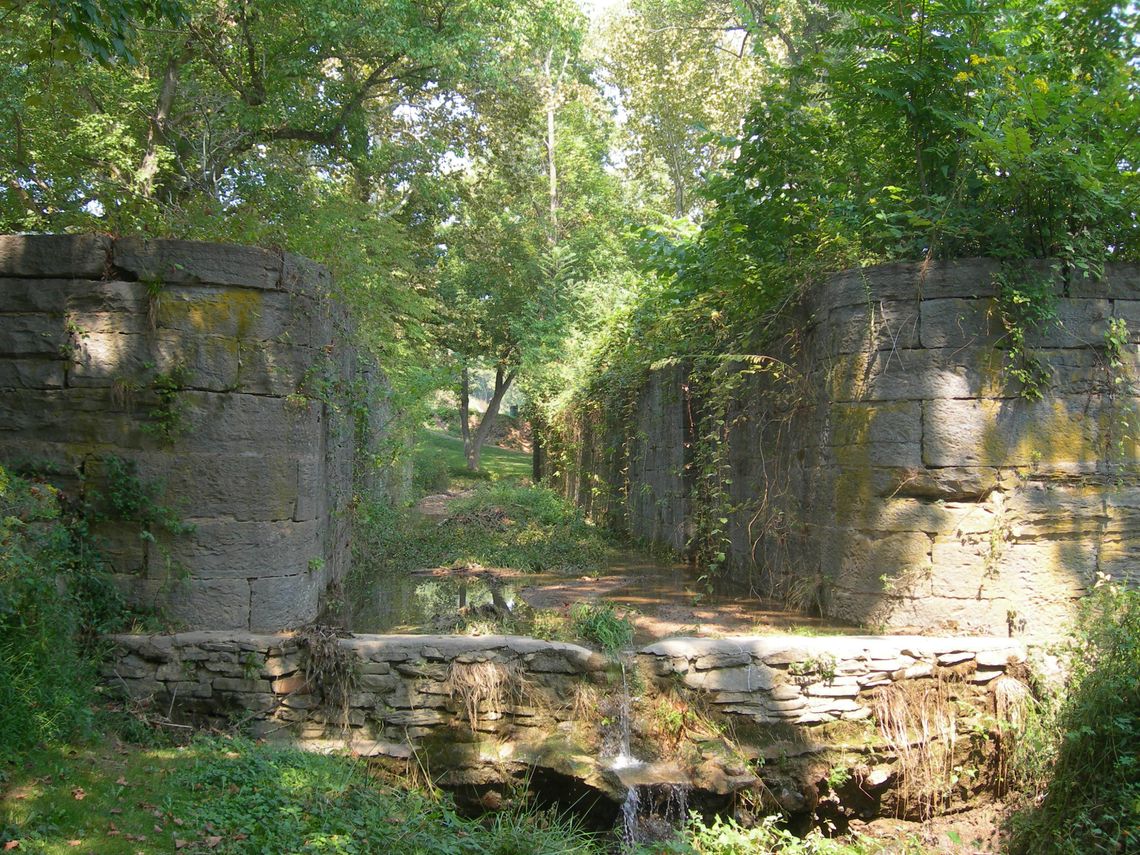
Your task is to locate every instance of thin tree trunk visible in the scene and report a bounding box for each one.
[459,363,473,465]
[465,366,516,471]
[543,48,568,245]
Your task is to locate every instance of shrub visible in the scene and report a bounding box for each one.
[413,453,451,494]
[650,813,868,854]
[1008,577,1140,854]
[175,735,602,854]
[351,482,613,582]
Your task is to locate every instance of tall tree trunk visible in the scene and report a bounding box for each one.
[463,366,516,471]
[138,44,191,197]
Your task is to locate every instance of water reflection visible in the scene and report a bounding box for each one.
[347,550,856,640]
[350,571,522,634]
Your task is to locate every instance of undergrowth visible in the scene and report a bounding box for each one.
[570,601,634,654]
[643,813,908,854]
[352,481,613,578]
[1007,577,1140,854]
[176,736,600,854]
[0,457,187,761]
[0,466,97,759]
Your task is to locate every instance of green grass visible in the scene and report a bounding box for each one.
[416,430,532,484]
[1,735,603,855]
[353,481,614,578]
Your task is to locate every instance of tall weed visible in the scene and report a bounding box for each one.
[0,467,95,758]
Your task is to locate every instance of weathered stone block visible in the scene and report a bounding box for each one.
[281,253,332,300]
[693,650,751,670]
[0,234,110,278]
[151,519,319,580]
[813,259,999,315]
[114,237,283,290]
[249,573,321,631]
[1025,299,1110,349]
[0,359,66,388]
[128,451,300,523]
[176,390,321,454]
[154,285,302,340]
[920,298,1001,349]
[127,578,251,631]
[215,677,272,693]
[684,664,775,693]
[0,314,71,356]
[822,301,921,355]
[923,397,1101,468]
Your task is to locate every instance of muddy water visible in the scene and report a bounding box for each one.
[347,548,854,641]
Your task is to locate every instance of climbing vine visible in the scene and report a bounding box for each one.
[993,265,1059,401]
[1101,317,1138,482]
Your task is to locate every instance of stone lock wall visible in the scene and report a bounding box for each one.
[549,259,1140,637]
[0,234,369,630]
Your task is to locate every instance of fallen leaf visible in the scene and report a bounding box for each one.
[154,825,164,833]
[3,842,19,851]
[71,787,86,800]
[67,841,82,847]
[172,818,184,826]
[115,777,129,786]
[174,839,188,850]
[205,836,223,848]
[109,808,123,815]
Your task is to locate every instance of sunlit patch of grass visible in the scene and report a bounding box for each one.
[416,430,532,483]
[2,735,603,854]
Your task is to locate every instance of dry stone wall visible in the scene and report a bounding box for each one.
[0,234,371,630]
[550,259,1140,637]
[106,630,1026,818]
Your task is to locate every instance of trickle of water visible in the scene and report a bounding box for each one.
[663,782,690,827]
[620,785,640,850]
[613,661,636,766]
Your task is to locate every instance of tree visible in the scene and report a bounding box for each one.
[432,6,634,469]
[600,0,765,219]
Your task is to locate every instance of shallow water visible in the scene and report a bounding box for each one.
[346,547,854,640]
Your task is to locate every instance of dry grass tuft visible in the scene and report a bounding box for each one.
[299,624,359,730]
[447,660,526,732]
[992,674,1031,795]
[872,679,958,819]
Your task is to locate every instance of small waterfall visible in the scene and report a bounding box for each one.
[611,661,637,770]
[663,782,689,827]
[605,659,692,850]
